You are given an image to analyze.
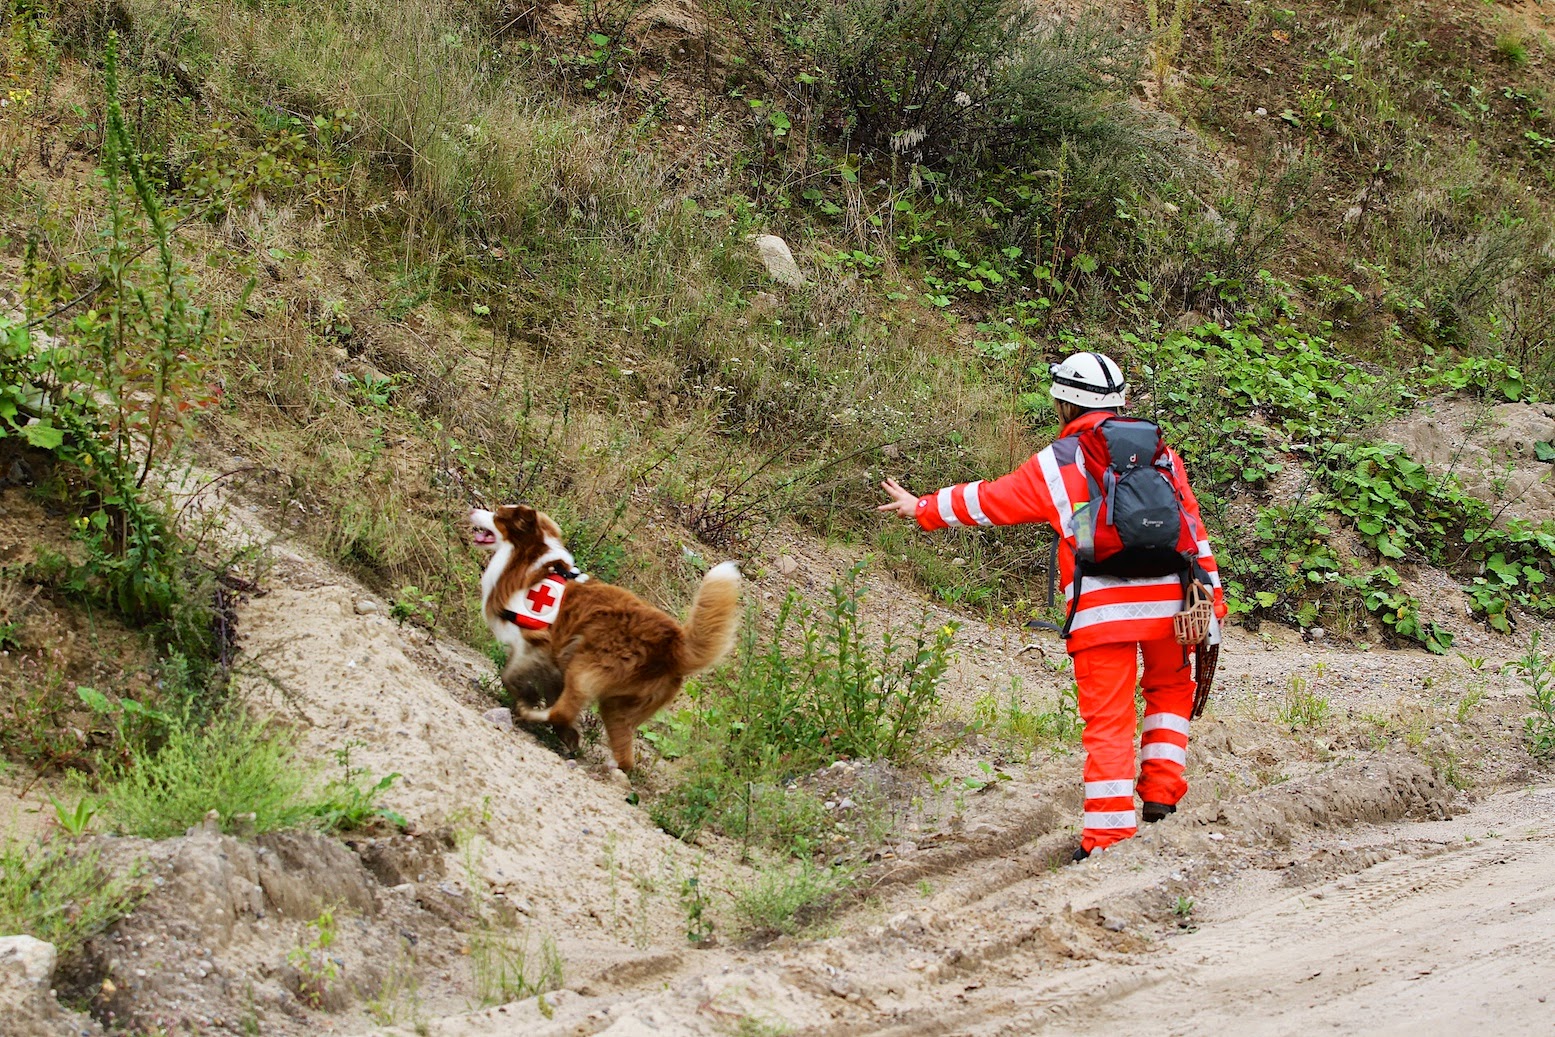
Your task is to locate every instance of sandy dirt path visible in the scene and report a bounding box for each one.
[856,785,1555,1037]
[390,783,1555,1037]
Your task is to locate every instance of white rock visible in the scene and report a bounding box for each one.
[776,555,800,576]
[354,598,380,615]
[754,234,805,287]
[483,708,515,732]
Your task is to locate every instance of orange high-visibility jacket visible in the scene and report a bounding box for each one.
[914,411,1227,653]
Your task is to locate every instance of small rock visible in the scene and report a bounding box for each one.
[952,557,967,566]
[354,599,380,615]
[483,708,515,733]
[754,234,805,287]
[837,797,856,810]
[775,555,800,576]
[1308,626,1326,641]
[0,936,56,992]
[1255,106,1268,116]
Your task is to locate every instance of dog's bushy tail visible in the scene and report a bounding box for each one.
[676,561,742,674]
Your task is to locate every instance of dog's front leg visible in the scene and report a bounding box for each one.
[518,667,595,755]
[501,651,564,709]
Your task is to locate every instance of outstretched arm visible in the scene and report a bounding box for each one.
[878,454,1061,534]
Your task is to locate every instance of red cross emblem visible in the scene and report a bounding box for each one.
[507,573,568,629]
[526,583,557,611]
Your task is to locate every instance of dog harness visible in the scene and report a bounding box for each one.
[499,563,587,630]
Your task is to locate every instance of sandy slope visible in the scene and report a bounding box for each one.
[84,481,1545,1036]
[382,783,1554,1037]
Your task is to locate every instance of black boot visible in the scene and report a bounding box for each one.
[1071,846,1090,862]
[1142,801,1177,823]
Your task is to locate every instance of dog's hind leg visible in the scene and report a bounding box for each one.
[598,698,638,772]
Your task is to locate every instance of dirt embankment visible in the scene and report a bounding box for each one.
[7,491,1554,1035]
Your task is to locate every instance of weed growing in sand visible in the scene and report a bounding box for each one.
[1173,895,1195,919]
[971,678,1081,756]
[1277,674,1331,729]
[680,873,714,945]
[0,836,142,964]
[1508,632,1555,759]
[459,835,565,1004]
[98,708,315,838]
[730,1017,792,1037]
[470,928,565,1006]
[312,739,406,832]
[732,859,855,937]
[1455,687,1486,725]
[286,908,339,1009]
[363,951,426,1028]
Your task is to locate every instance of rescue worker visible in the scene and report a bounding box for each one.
[877,351,1226,860]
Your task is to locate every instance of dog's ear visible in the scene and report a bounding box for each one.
[494,504,538,541]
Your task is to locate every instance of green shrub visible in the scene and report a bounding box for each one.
[1276,674,1331,729]
[97,708,401,838]
[647,560,956,853]
[1508,632,1555,759]
[0,838,142,963]
[726,559,957,763]
[971,679,1080,754]
[98,708,317,838]
[808,0,1142,176]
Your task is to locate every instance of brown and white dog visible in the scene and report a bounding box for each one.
[470,504,741,770]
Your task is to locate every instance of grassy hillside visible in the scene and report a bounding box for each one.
[2,0,1553,703]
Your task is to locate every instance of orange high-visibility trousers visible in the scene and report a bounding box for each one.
[1071,637,1196,853]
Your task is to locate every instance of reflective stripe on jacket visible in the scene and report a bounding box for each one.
[914,411,1226,653]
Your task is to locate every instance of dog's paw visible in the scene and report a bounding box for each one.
[517,707,552,723]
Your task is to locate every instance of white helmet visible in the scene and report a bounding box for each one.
[1048,351,1127,409]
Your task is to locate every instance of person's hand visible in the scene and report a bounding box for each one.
[877,477,920,521]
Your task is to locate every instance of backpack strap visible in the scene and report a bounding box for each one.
[1060,560,1085,639]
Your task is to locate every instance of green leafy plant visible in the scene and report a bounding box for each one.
[680,874,714,945]
[286,908,340,1009]
[648,560,956,854]
[1508,632,1555,759]
[312,739,407,831]
[958,760,1013,791]
[389,585,437,627]
[50,795,98,837]
[1277,674,1331,729]
[98,707,318,839]
[970,679,1080,753]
